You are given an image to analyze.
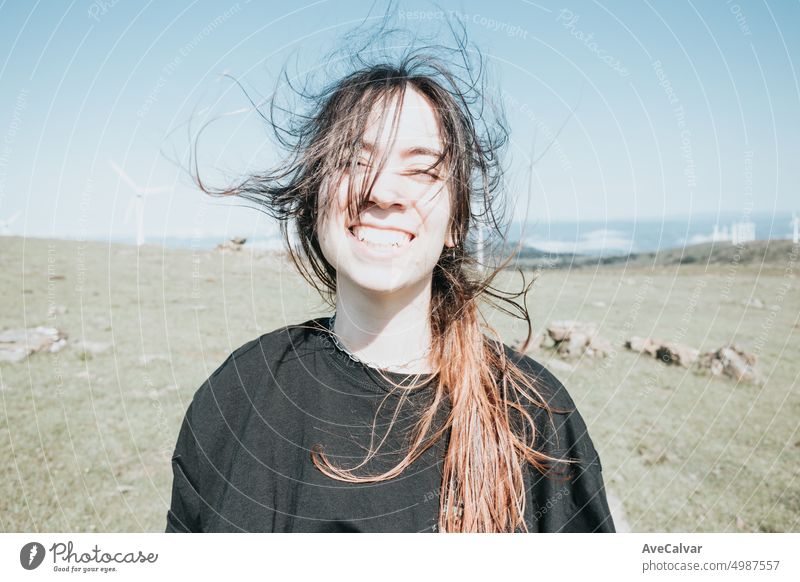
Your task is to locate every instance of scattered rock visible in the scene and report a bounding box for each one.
[546,320,610,358]
[540,333,556,350]
[116,485,134,494]
[625,336,659,357]
[695,345,760,383]
[47,304,67,317]
[586,336,613,358]
[557,332,590,357]
[625,337,699,367]
[547,320,595,342]
[0,326,68,363]
[741,297,764,309]
[512,321,610,359]
[655,342,699,367]
[215,237,247,252]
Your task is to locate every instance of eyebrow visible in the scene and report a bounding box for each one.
[359,140,443,160]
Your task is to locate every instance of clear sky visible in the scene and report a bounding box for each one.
[0,0,797,241]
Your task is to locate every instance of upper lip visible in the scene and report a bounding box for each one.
[348,222,416,238]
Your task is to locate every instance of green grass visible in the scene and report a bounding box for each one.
[1,236,798,532]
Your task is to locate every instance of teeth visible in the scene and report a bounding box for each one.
[352,226,412,247]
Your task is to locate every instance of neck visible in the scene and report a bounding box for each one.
[333,275,434,373]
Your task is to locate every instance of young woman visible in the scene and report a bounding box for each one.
[166,38,615,533]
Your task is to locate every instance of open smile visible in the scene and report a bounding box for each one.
[346,225,416,257]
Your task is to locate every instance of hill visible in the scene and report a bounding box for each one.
[506,239,798,271]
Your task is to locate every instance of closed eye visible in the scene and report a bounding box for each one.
[408,169,441,182]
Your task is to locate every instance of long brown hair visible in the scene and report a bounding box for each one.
[193,23,578,532]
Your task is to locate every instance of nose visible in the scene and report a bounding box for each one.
[367,168,408,210]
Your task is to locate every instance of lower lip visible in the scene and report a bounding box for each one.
[346,227,414,258]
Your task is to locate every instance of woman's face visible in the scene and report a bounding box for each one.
[316,87,455,295]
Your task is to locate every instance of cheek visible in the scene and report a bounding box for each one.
[315,204,338,261]
[316,180,345,238]
[429,191,453,243]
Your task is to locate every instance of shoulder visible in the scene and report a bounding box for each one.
[497,341,601,467]
[187,318,322,423]
[497,341,577,414]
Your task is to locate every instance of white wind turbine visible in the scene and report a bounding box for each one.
[0,210,21,235]
[109,160,171,246]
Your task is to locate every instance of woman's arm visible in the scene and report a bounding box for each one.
[508,346,616,532]
[165,400,203,533]
[547,389,616,533]
[561,433,616,533]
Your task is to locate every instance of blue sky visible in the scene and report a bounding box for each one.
[0,0,797,241]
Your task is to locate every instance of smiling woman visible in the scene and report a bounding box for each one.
[316,86,456,370]
[167,21,615,533]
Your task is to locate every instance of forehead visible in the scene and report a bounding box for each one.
[362,87,443,151]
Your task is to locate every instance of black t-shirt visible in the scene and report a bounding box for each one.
[165,316,615,533]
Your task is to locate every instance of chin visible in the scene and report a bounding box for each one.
[344,262,433,293]
[347,271,410,294]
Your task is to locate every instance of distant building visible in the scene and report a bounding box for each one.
[731,219,756,245]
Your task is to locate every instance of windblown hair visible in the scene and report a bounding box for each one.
[193,20,579,532]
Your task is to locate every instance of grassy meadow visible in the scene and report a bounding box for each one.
[1,236,798,532]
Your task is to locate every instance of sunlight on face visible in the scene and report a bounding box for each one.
[316,87,454,295]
